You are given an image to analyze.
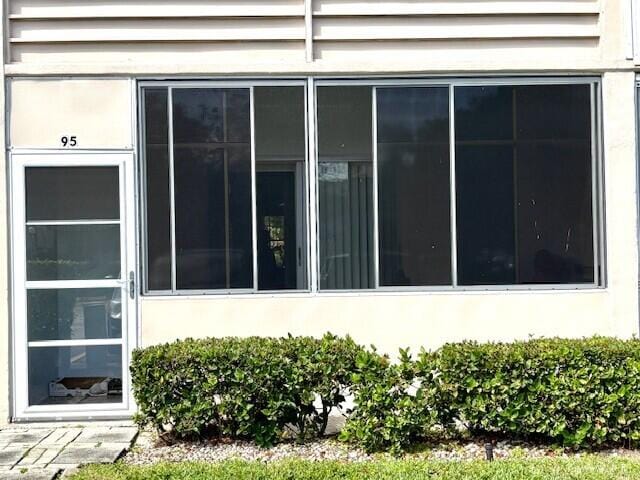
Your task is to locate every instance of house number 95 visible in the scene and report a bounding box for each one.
[61,136,77,147]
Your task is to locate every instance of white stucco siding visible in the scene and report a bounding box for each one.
[9,79,133,149]
[2,0,639,422]
[140,291,634,357]
[7,72,636,361]
[136,72,638,357]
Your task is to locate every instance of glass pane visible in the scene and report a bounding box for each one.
[455,84,594,285]
[515,84,591,142]
[173,89,253,290]
[256,172,298,290]
[255,86,307,291]
[515,84,593,284]
[377,87,451,286]
[26,225,120,281]
[26,167,119,221]
[28,288,122,342]
[455,87,516,285]
[455,86,513,142]
[317,86,374,290]
[144,88,172,291]
[28,345,122,406]
[456,144,516,285]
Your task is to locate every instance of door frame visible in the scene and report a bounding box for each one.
[10,150,138,420]
[255,161,308,290]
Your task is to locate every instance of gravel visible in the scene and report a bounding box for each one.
[124,430,640,465]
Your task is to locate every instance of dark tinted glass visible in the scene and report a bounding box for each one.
[172,88,253,290]
[254,86,307,291]
[28,288,122,342]
[26,167,119,221]
[377,87,451,286]
[317,86,374,290]
[455,84,594,285]
[455,86,513,142]
[143,88,172,291]
[256,172,298,290]
[515,84,593,284]
[26,225,120,281]
[29,345,122,406]
[456,145,516,284]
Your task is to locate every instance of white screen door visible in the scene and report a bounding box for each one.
[11,152,137,419]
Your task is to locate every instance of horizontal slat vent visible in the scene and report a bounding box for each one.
[11,19,305,43]
[10,0,305,18]
[7,0,601,66]
[313,0,599,16]
[314,15,598,41]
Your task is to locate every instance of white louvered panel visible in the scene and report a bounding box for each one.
[314,15,599,41]
[11,18,305,43]
[11,41,305,66]
[314,0,600,16]
[6,0,602,67]
[10,0,305,19]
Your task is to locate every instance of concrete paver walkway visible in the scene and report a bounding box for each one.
[0,422,137,479]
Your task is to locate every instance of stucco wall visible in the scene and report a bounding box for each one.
[4,72,639,360]
[0,0,8,424]
[2,0,639,420]
[135,72,640,356]
[9,79,133,149]
[4,78,134,421]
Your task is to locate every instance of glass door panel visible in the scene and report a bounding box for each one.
[28,345,123,406]
[27,288,122,342]
[25,167,120,221]
[26,224,121,281]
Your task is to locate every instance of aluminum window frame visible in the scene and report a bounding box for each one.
[315,76,604,294]
[138,79,311,296]
[138,76,605,297]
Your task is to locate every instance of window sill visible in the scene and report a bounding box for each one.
[140,284,606,301]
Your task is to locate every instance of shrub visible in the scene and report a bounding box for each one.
[339,348,439,455]
[428,337,640,448]
[344,337,640,452]
[133,334,640,452]
[131,334,370,447]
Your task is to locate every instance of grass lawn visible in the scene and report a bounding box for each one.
[70,457,640,480]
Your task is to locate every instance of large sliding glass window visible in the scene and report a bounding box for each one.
[141,78,602,295]
[254,87,308,291]
[455,85,594,285]
[316,79,601,291]
[142,83,308,293]
[317,87,374,290]
[173,88,253,290]
[376,87,452,287]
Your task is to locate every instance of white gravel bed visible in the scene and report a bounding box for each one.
[124,430,640,465]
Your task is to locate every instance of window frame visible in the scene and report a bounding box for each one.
[138,79,311,296]
[138,76,605,297]
[313,76,604,293]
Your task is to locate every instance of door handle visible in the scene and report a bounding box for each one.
[129,271,135,299]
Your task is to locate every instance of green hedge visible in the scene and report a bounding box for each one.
[343,337,640,452]
[132,335,640,452]
[340,348,439,454]
[131,334,365,446]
